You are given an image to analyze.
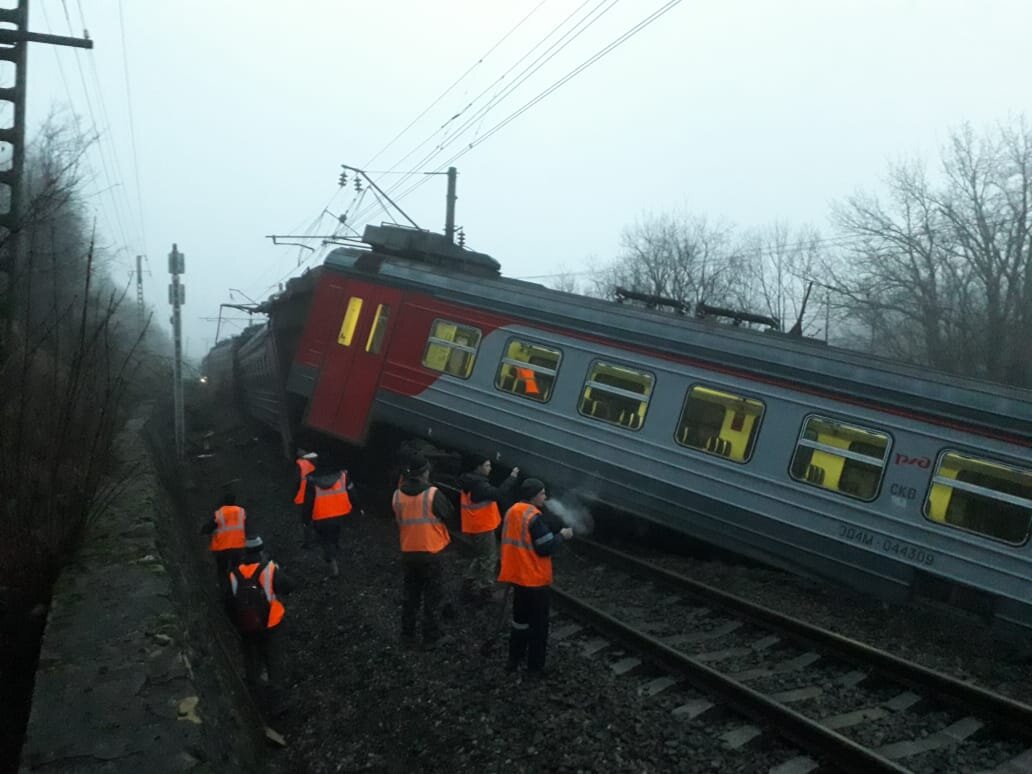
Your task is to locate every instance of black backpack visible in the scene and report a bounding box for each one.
[232,563,271,633]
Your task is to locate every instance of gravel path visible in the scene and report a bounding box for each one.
[187,407,1032,772]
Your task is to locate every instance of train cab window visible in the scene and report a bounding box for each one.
[789,416,889,501]
[675,385,764,463]
[924,451,1032,544]
[578,361,654,430]
[365,304,391,354]
[495,339,561,402]
[337,297,364,346]
[422,319,481,378]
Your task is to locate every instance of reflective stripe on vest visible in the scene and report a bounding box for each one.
[312,473,352,520]
[229,561,285,629]
[393,487,451,554]
[210,505,247,552]
[497,502,552,587]
[460,490,501,534]
[294,458,315,504]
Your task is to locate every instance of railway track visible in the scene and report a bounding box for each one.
[548,538,1032,774]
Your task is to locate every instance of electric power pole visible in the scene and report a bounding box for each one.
[168,244,185,460]
[0,1,93,342]
[135,254,145,324]
[444,166,457,243]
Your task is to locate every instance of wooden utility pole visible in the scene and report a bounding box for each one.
[168,245,185,460]
[0,1,93,340]
[444,166,457,243]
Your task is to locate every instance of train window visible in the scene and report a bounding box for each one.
[365,304,391,354]
[422,319,481,378]
[337,297,364,346]
[494,339,561,403]
[789,416,889,501]
[675,385,764,463]
[924,451,1032,544]
[578,361,654,430]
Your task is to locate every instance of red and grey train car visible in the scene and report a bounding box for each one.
[229,224,1032,640]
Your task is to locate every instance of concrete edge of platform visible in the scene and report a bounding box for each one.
[18,404,267,773]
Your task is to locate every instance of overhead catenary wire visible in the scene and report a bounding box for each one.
[349,0,617,227]
[363,0,552,169]
[51,1,140,266]
[117,0,149,256]
[388,0,687,212]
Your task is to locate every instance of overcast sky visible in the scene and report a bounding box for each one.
[31,0,1032,360]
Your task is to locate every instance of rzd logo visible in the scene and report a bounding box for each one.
[894,453,931,469]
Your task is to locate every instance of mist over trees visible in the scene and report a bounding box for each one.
[576,117,1032,388]
[0,117,169,596]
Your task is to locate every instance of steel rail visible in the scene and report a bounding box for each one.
[572,538,1032,743]
[551,585,909,774]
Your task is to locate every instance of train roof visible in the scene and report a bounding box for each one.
[316,232,1032,444]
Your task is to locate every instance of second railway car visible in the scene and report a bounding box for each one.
[227,224,1032,640]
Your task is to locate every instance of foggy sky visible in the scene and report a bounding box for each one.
[30,0,1032,361]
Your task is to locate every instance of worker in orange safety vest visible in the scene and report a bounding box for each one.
[392,453,455,649]
[498,478,572,676]
[302,462,359,578]
[294,449,318,548]
[228,535,295,709]
[200,491,248,583]
[458,452,519,605]
[515,366,541,397]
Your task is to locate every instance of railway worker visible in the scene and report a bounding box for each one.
[228,536,294,710]
[302,461,358,578]
[293,449,318,548]
[498,478,573,677]
[392,453,455,649]
[515,366,541,397]
[459,453,519,605]
[200,491,247,586]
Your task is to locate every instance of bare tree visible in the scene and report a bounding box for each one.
[0,116,166,599]
[830,118,1032,385]
[737,222,827,336]
[597,211,747,311]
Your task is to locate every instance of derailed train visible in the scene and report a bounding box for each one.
[205,223,1032,640]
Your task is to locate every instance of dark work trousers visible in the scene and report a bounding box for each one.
[240,623,283,716]
[312,517,342,563]
[509,585,551,672]
[401,551,444,643]
[298,504,314,547]
[212,548,242,592]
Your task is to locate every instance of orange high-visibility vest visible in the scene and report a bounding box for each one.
[498,502,552,587]
[393,487,451,554]
[294,458,316,504]
[229,561,285,628]
[312,473,353,520]
[460,490,501,534]
[516,367,541,396]
[210,505,247,552]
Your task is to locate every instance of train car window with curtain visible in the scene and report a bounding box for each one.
[494,339,561,402]
[924,451,1032,544]
[675,385,765,463]
[578,361,654,430]
[421,319,482,378]
[789,416,889,501]
[337,297,364,346]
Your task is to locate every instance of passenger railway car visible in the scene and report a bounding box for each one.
[222,224,1032,640]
